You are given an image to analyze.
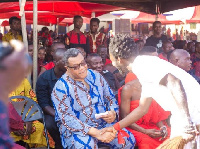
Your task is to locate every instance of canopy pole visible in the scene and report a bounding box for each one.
[56,18,59,36]
[91,12,95,18]
[33,0,38,91]
[50,23,52,30]
[67,23,69,32]
[19,0,32,84]
[155,14,158,21]
[19,0,28,51]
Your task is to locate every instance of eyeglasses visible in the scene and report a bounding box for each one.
[67,60,87,70]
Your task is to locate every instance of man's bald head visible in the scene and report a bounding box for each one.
[53,48,66,62]
[53,48,67,72]
[169,49,192,72]
[169,49,187,63]
[51,42,65,54]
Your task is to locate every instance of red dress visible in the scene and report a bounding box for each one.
[158,53,168,61]
[118,87,171,149]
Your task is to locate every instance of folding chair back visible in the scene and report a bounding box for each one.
[10,95,50,149]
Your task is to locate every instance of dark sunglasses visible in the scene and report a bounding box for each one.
[67,60,87,70]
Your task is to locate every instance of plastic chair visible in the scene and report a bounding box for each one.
[10,96,50,149]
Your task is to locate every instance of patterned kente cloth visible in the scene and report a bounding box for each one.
[52,69,135,148]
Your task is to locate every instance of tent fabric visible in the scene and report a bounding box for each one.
[0,1,124,17]
[0,20,34,26]
[186,6,200,23]
[1,0,200,14]
[131,12,181,24]
[0,1,124,25]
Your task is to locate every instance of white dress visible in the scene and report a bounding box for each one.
[131,55,200,148]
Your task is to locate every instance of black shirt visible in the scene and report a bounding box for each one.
[145,34,168,53]
[36,68,58,109]
[102,70,117,92]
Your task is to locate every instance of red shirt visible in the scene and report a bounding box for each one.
[86,32,107,53]
[41,32,53,46]
[105,59,112,66]
[65,30,90,54]
[43,62,55,70]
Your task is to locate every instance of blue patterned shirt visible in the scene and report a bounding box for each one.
[51,69,119,147]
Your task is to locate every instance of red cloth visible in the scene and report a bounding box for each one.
[8,103,24,131]
[86,32,107,53]
[105,59,112,66]
[125,72,137,84]
[118,87,171,149]
[43,62,55,70]
[158,53,168,61]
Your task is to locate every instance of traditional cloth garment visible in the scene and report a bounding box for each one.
[2,30,23,42]
[86,32,107,53]
[131,55,200,149]
[9,79,55,148]
[190,53,200,70]
[158,53,168,61]
[51,69,135,149]
[118,87,171,149]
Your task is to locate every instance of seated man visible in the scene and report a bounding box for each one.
[51,48,135,149]
[86,53,119,92]
[158,40,174,61]
[36,48,67,149]
[97,45,123,87]
[39,42,65,76]
[169,49,200,83]
[119,78,171,149]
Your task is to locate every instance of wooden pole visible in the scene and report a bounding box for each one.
[33,0,38,91]
[19,0,28,50]
[91,12,95,18]
[57,17,59,36]
[19,0,32,84]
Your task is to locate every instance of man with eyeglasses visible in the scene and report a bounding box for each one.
[51,48,135,149]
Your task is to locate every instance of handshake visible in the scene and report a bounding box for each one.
[90,126,118,143]
[88,111,118,143]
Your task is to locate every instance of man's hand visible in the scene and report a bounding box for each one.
[101,111,116,123]
[25,122,32,136]
[100,126,117,135]
[96,131,116,143]
[144,129,162,138]
[88,127,116,143]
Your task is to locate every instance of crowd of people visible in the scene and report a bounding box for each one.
[0,15,200,149]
